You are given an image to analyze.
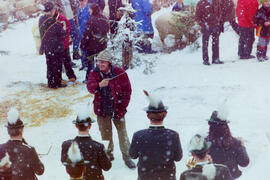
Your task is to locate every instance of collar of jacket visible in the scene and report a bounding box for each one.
[95,65,115,79]
[75,135,92,140]
[149,125,165,129]
[194,161,211,169]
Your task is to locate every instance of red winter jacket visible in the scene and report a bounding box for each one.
[56,13,71,49]
[87,66,131,119]
[236,0,258,27]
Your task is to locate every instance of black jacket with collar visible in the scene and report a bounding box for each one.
[0,140,44,180]
[61,136,111,180]
[180,163,233,180]
[129,126,183,180]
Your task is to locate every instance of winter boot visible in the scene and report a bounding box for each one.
[203,60,210,66]
[257,45,266,62]
[73,50,81,60]
[124,159,136,169]
[212,59,224,64]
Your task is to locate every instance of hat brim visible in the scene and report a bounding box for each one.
[191,141,212,154]
[207,119,230,124]
[72,119,96,124]
[62,160,90,166]
[144,106,168,113]
[4,123,27,129]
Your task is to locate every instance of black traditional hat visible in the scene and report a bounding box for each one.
[72,106,95,125]
[5,108,27,129]
[143,90,168,113]
[207,110,230,124]
[188,134,211,154]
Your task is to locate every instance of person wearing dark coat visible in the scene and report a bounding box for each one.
[88,0,105,11]
[1,108,44,180]
[87,50,136,169]
[61,108,111,180]
[108,0,124,35]
[180,134,233,180]
[254,0,270,62]
[80,4,109,83]
[195,0,224,65]
[206,111,250,179]
[129,90,183,180]
[39,2,67,88]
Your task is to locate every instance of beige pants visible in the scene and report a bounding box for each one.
[97,115,131,161]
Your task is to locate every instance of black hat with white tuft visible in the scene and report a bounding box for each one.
[143,90,168,113]
[188,134,211,154]
[63,141,89,166]
[207,110,230,124]
[5,107,26,129]
[72,106,95,125]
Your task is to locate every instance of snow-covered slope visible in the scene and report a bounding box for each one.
[0,14,269,179]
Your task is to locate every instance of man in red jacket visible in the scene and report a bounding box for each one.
[87,50,136,169]
[236,0,259,60]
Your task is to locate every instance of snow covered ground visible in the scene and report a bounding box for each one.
[0,12,269,179]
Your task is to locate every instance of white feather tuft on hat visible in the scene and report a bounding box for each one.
[67,141,83,163]
[202,164,216,180]
[188,134,205,152]
[0,153,11,169]
[38,4,45,11]
[77,105,90,122]
[144,90,161,109]
[7,107,19,125]
[217,99,229,121]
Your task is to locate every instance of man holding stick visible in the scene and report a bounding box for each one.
[87,50,136,169]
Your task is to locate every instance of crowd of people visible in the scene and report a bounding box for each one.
[0,84,249,179]
[0,0,262,179]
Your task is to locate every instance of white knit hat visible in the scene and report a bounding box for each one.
[96,50,113,63]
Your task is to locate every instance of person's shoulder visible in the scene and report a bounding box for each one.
[133,129,149,136]
[62,139,73,147]
[113,66,125,74]
[164,128,179,135]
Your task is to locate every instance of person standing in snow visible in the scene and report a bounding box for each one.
[129,90,183,180]
[1,108,44,180]
[254,0,270,62]
[180,134,233,180]
[87,50,136,169]
[78,0,91,70]
[63,141,89,180]
[39,2,67,88]
[195,0,224,65]
[54,4,77,82]
[55,0,82,60]
[80,3,109,83]
[61,107,111,180]
[236,0,258,60]
[131,0,157,54]
[206,110,250,179]
[0,151,12,180]
[108,0,124,35]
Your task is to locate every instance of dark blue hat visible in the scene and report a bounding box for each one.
[43,2,55,12]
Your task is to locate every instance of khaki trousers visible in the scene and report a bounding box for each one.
[97,115,131,161]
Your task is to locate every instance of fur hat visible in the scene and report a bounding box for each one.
[207,110,230,124]
[143,90,168,113]
[96,50,113,63]
[188,134,211,154]
[5,107,26,129]
[72,106,95,125]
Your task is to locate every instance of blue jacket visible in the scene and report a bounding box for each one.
[172,2,185,11]
[129,126,183,180]
[88,0,105,11]
[78,4,90,39]
[131,0,154,33]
